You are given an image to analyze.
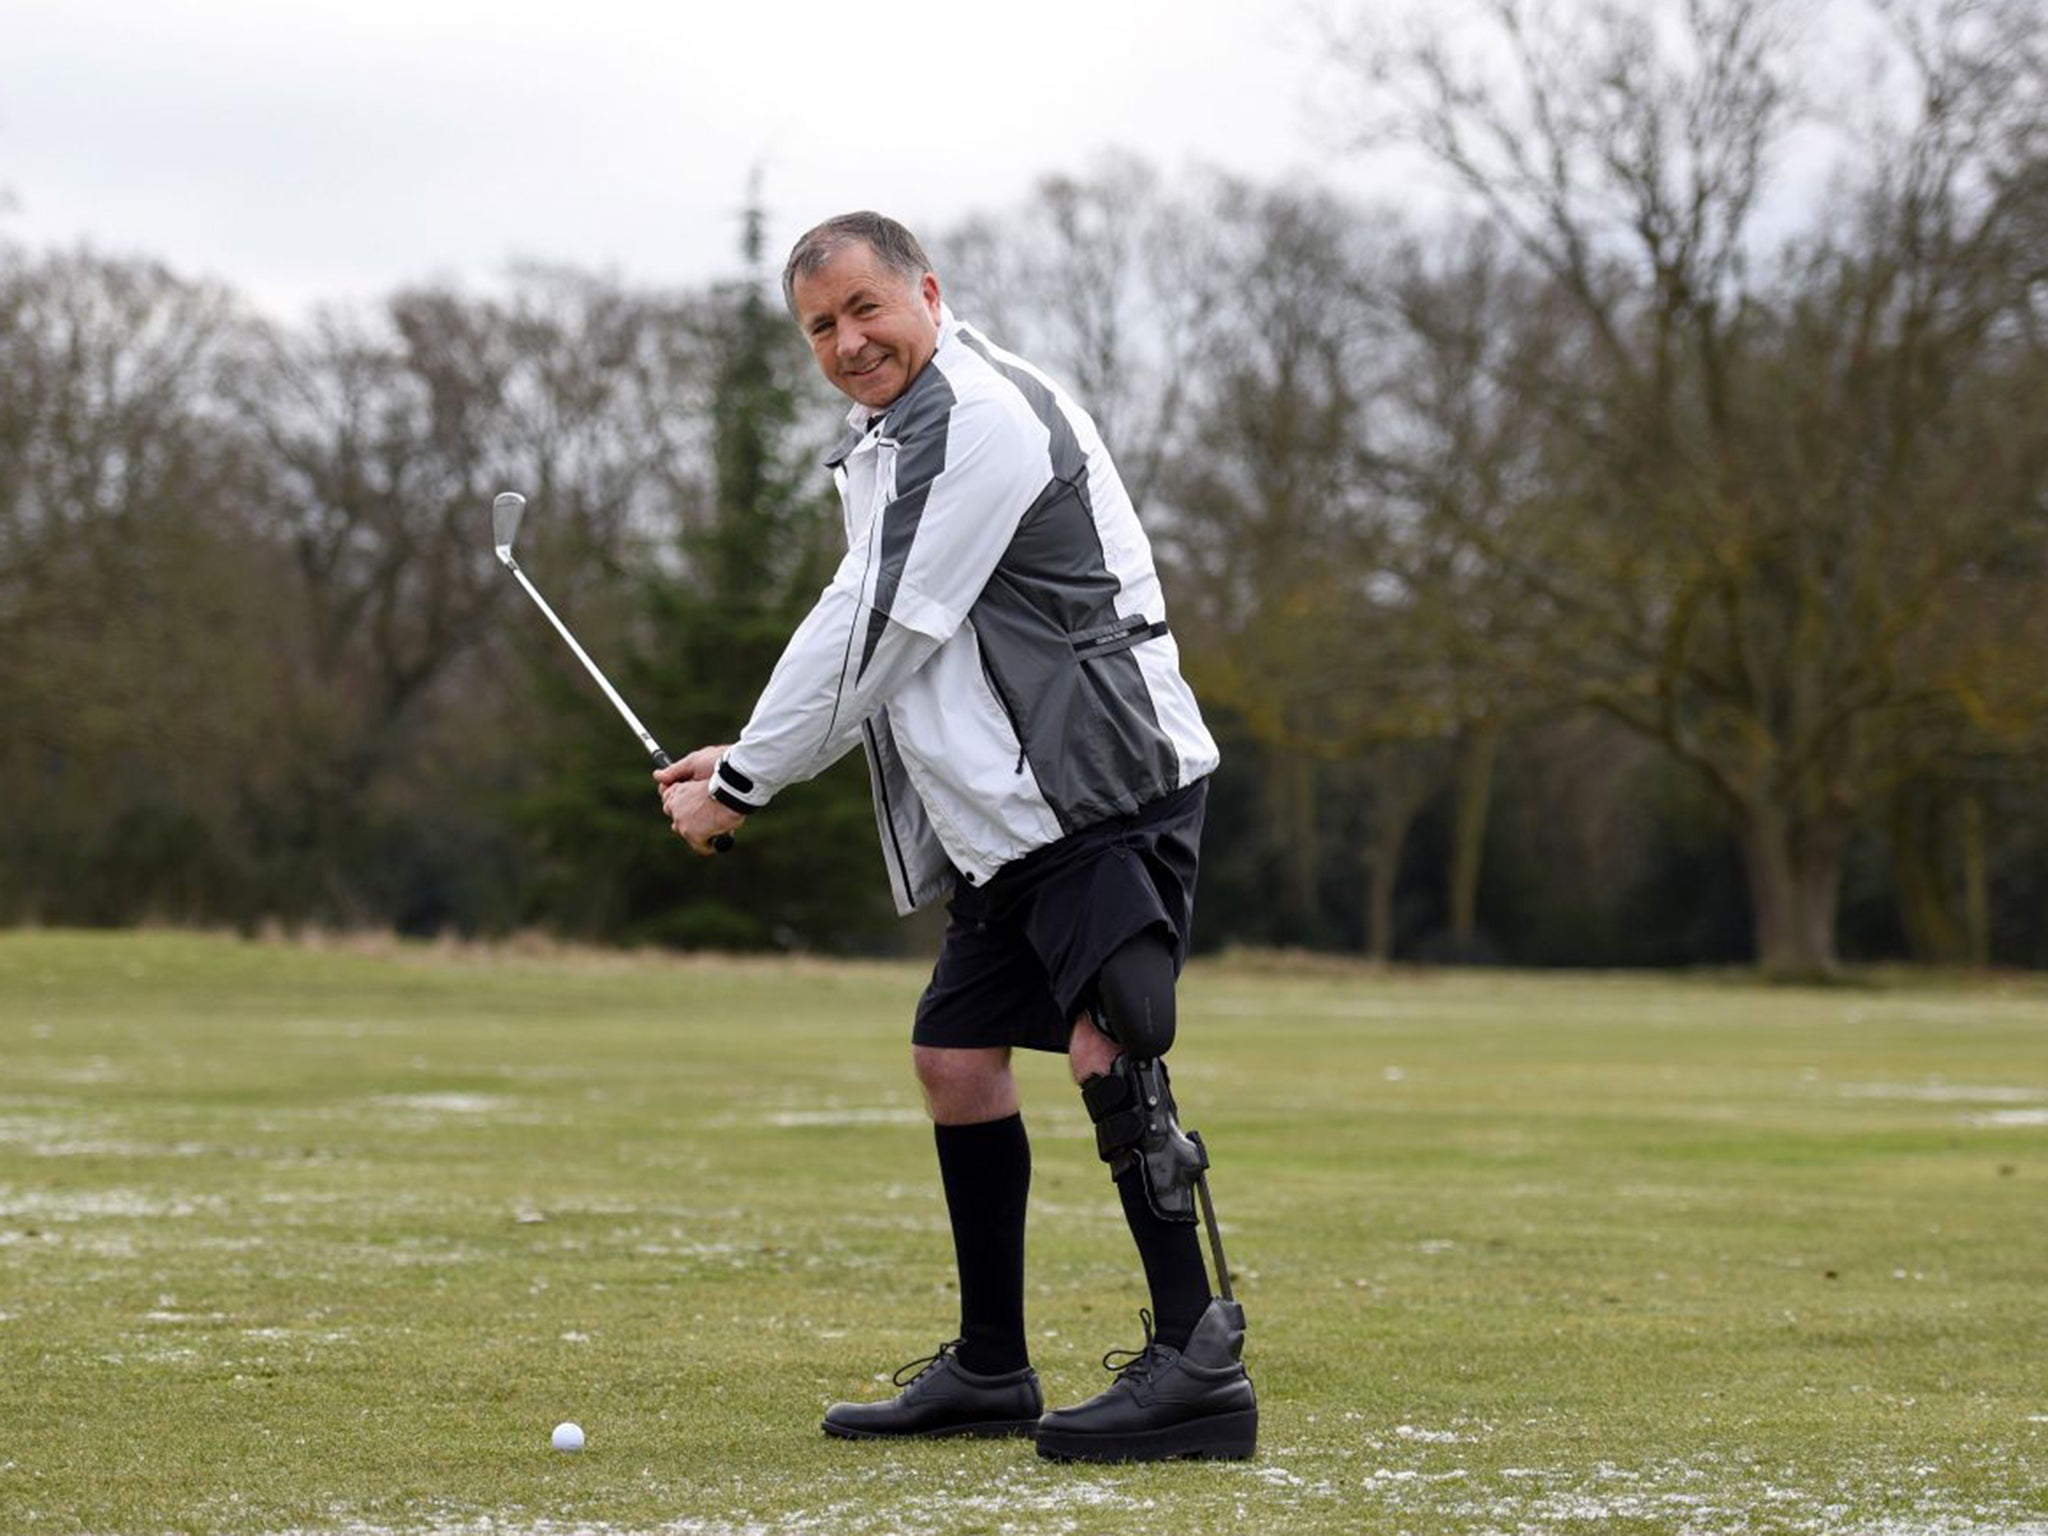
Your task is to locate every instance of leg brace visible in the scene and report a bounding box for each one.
[1081,1052,1207,1224]
[1077,931,1237,1298]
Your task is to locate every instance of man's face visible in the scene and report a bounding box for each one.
[791,243,943,411]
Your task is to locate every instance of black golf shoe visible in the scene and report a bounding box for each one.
[1036,1301,1257,1462]
[823,1340,1043,1441]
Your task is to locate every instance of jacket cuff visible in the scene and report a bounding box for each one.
[709,755,768,816]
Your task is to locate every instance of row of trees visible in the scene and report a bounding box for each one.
[2,0,2044,972]
[945,0,2048,973]
[0,203,898,951]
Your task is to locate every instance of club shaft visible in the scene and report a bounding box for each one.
[503,558,663,758]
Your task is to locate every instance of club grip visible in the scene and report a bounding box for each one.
[651,749,736,854]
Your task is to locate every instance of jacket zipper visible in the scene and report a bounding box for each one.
[978,655,1029,775]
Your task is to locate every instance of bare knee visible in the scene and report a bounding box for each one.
[913,1045,1018,1126]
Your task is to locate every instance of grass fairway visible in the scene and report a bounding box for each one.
[2,930,2045,1535]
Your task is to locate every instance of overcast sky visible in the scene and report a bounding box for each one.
[2,0,1376,321]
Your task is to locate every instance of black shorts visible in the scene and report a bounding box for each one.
[912,779,1207,1055]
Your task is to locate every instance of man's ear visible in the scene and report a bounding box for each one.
[920,271,942,322]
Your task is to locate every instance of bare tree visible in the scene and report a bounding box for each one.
[938,154,1215,514]
[238,268,712,919]
[1376,222,1588,953]
[0,246,289,921]
[1161,176,1497,954]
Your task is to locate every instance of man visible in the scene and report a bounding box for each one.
[656,212,1254,1464]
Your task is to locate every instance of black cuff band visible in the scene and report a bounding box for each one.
[710,782,758,816]
[710,755,762,816]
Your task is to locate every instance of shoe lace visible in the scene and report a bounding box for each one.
[890,1338,962,1388]
[1100,1308,1165,1383]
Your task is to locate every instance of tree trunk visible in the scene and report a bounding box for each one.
[1364,817,1400,964]
[1738,804,1849,977]
[1362,751,1430,963]
[1263,748,1320,937]
[1889,783,1968,965]
[1449,722,1500,951]
[1962,791,1989,968]
[1290,752,1319,925]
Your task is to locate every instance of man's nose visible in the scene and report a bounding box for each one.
[836,324,868,359]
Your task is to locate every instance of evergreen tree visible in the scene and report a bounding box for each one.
[520,194,896,951]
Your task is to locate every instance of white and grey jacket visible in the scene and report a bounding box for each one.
[709,312,1219,914]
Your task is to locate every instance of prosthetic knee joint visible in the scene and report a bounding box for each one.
[1079,931,1236,1297]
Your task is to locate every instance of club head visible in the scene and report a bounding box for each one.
[492,492,526,564]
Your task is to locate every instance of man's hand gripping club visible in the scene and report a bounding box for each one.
[655,745,747,857]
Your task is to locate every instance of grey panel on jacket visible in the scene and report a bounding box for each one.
[858,365,958,681]
[955,332,1180,831]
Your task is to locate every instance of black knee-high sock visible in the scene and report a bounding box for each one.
[1116,1169,1212,1352]
[934,1113,1031,1375]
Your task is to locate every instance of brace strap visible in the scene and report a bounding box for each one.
[1081,1070,1147,1167]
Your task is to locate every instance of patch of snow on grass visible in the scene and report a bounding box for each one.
[762,1107,929,1128]
[0,1187,219,1221]
[370,1093,508,1115]
[1346,1453,2048,1536]
[1969,1109,2048,1128]
[1841,1083,2045,1104]
[1395,1423,1464,1443]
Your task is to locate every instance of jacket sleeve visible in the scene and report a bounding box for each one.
[710,389,1044,810]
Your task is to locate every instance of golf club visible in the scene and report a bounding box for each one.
[492,491,733,853]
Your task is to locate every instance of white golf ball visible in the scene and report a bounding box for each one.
[551,1421,585,1453]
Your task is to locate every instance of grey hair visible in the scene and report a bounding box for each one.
[780,212,934,319]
